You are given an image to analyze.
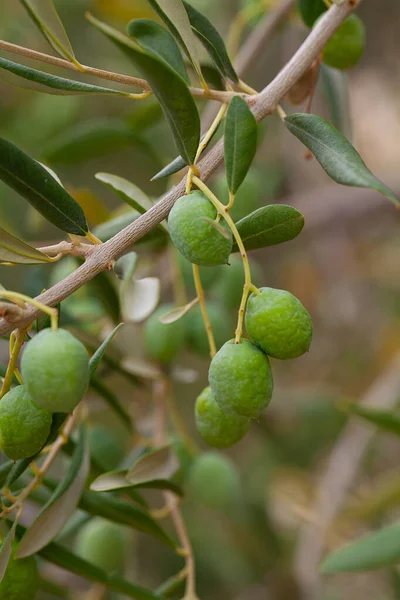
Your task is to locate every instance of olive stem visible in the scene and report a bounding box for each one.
[238,79,258,95]
[194,104,228,165]
[191,176,260,343]
[276,104,287,120]
[0,328,26,399]
[192,265,217,359]
[0,291,58,332]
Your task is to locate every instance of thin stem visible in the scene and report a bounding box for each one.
[276,104,287,120]
[169,246,188,307]
[0,291,58,331]
[0,329,26,398]
[192,176,260,343]
[37,240,94,258]
[238,80,258,95]
[192,265,217,359]
[194,104,228,165]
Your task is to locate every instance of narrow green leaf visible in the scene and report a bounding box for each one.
[95,173,153,214]
[14,523,160,600]
[87,14,200,165]
[146,0,203,81]
[90,469,182,495]
[156,572,185,598]
[0,57,134,97]
[90,378,132,433]
[89,324,125,379]
[225,96,258,194]
[232,204,304,252]
[20,0,76,62]
[127,19,189,83]
[121,277,161,323]
[201,63,225,91]
[126,446,179,484]
[321,524,400,573]
[346,404,400,437]
[0,137,88,234]
[183,1,238,82]
[285,114,399,205]
[297,0,327,28]
[0,520,18,583]
[16,428,90,558]
[0,227,52,264]
[159,299,198,324]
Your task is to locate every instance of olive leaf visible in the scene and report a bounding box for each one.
[297,0,327,28]
[233,205,304,252]
[345,404,400,437]
[0,228,52,265]
[0,57,134,98]
[87,14,200,166]
[159,298,198,324]
[113,253,138,281]
[225,96,258,195]
[321,523,400,573]
[90,469,182,495]
[126,446,179,484]
[127,19,189,83]
[284,114,399,205]
[320,64,351,135]
[0,137,88,234]
[16,428,90,558]
[183,1,238,83]
[95,173,153,215]
[20,0,77,62]
[0,520,18,583]
[121,277,161,323]
[89,324,125,379]
[145,0,203,82]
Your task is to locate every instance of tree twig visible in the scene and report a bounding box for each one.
[0,0,362,337]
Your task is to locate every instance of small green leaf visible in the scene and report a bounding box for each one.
[225,96,258,195]
[284,114,399,205]
[0,520,18,583]
[156,571,185,598]
[89,324,125,379]
[0,57,134,97]
[90,469,182,495]
[321,523,400,573]
[127,19,189,83]
[121,277,161,323]
[20,0,77,62]
[146,0,203,82]
[297,0,327,28]
[346,404,400,437]
[90,378,132,433]
[87,14,200,166]
[95,173,153,214]
[0,227,52,264]
[126,446,179,484]
[183,1,238,82]
[16,428,90,558]
[0,137,88,234]
[232,204,304,252]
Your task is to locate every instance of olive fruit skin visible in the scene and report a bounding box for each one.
[168,191,232,267]
[195,387,250,448]
[185,303,231,357]
[188,452,240,509]
[75,518,129,573]
[319,15,365,70]
[0,544,38,600]
[0,386,52,460]
[21,328,90,413]
[209,339,273,418]
[245,287,313,360]
[144,304,186,364]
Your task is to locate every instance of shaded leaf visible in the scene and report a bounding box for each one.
[0,57,133,97]
[321,523,400,573]
[201,63,225,91]
[127,19,189,83]
[90,378,132,433]
[232,204,305,252]
[14,523,160,600]
[225,96,257,194]
[20,0,76,62]
[0,137,88,234]
[95,172,153,214]
[113,252,138,281]
[89,324,125,379]
[90,469,182,495]
[127,446,179,484]
[346,403,400,437]
[146,0,203,81]
[297,0,327,28]
[159,299,198,324]
[0,520,18,583]
[0,227,52,265]
[285,114,398,204]
[16,428,90,558]
[183,1,238,82]
[156,571,186,598]
[87,14,200,165]
[121,277,161,323]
